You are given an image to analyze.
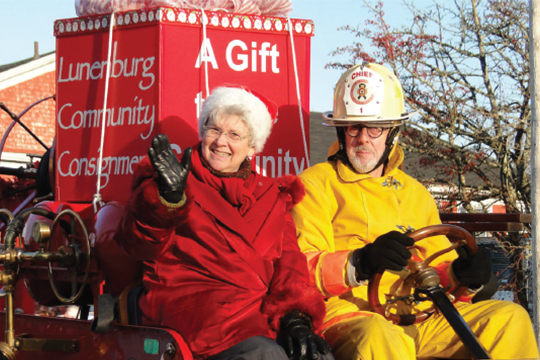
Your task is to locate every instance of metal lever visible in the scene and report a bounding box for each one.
[419,287,491,359]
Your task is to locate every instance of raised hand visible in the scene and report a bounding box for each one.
[148,134,192,203]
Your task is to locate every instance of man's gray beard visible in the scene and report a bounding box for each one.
[348,146,379,174]
[350,156,378,174]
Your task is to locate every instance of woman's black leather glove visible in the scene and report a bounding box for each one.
[452,246,491,289]
[277,312,331,360]
[148,134,192,203]
[352,231,415,280]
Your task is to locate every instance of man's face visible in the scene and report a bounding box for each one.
[344,124,389,177]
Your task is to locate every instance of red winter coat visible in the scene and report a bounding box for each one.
[115,149,326,359]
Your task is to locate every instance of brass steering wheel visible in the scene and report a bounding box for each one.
[367,224,477,325]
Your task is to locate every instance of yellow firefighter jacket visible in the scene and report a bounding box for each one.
[290,141,458,329]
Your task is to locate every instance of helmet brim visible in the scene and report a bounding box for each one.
[321,111,418,128]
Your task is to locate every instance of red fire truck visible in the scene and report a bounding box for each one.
[0,6,521,360]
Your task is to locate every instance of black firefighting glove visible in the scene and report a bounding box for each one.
[452,246,491,289]
[352,231,415,280]
[277,311,332,360]
[148,134,192,204]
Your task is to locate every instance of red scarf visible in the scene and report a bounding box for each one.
[190,145,257,216]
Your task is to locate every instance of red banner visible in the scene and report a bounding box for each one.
[55,8,313,203]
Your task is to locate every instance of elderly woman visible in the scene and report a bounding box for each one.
[116,86,332,360]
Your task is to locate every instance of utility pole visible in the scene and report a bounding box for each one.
[530,0,540,344]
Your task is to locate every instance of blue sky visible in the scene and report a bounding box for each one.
[0,0,420,112]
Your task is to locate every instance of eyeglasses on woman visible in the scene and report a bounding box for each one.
[203,125,249,143]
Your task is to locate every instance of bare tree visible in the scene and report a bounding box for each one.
[326,0,531,307]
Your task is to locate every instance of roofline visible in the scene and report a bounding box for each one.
[0,53,56,91]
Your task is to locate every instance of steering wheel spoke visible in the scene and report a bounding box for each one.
[422,240,466,267]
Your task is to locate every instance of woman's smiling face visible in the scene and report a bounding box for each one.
[201,114,255,173]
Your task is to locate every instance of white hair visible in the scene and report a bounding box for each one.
[198,87,273,153]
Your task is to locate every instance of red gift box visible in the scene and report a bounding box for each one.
[54,8,314,203]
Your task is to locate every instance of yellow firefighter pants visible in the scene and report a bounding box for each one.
[323,300,539,360]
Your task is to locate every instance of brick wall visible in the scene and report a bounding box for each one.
[0,71,55,155]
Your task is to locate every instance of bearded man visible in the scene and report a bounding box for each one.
[290,63,539,360]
